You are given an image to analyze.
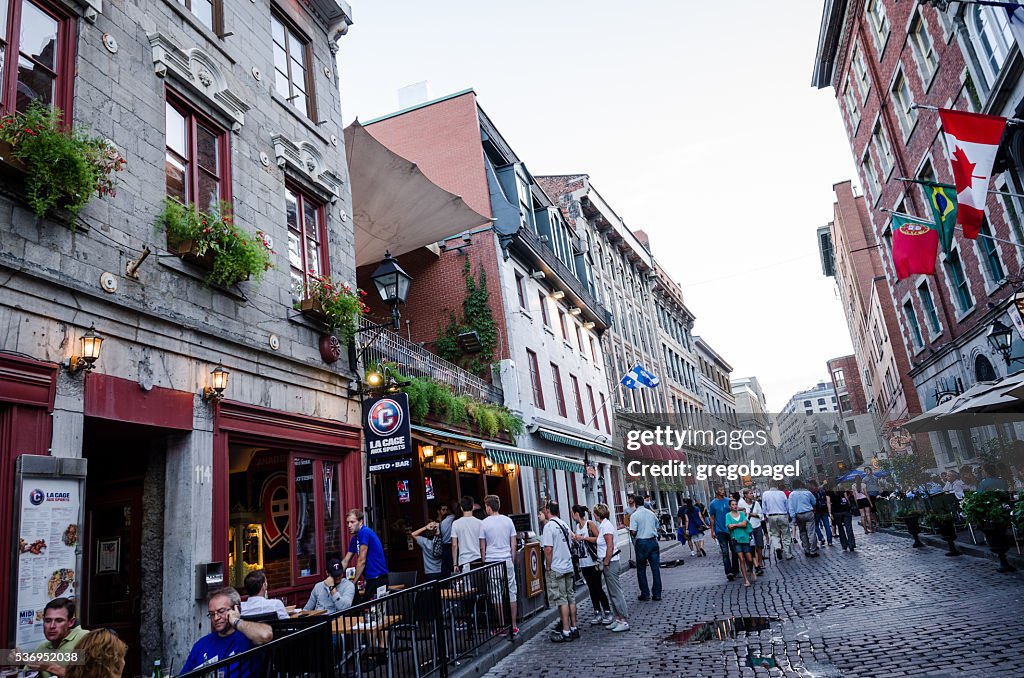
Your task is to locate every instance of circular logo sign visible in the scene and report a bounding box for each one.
[368,398,403,437]
[29,489,45,505]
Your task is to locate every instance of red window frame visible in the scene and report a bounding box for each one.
[0,0,76,117]
[589,337,599,364]
[600,392,612,433]
[576,326,585,354]
[558,310,568,341]
[527,349,544,410]
[570,375,585,424]
[550,363,566,417]
[586,385,598,432]
[538,292,550,327]
[515,272,527,309]
[177,0,223,34]
[165,88,232,208]
[271,8,317,121]
[286,183,328,303]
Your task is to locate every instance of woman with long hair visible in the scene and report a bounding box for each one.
[66,628,126,678]
[853,479,874,534]
[592,503,629,632]
[570,504,612,625]
[682,498,707,557]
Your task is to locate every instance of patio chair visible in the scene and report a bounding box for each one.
[388,589,438,677]
[388,570,419,589]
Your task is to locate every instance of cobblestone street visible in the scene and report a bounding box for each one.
[485,532,1024,677]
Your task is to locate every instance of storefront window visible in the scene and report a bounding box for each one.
[227,445,341,590]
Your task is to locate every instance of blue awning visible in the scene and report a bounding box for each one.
[482,442,586,474]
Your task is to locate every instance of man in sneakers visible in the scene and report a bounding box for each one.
[628,495,663,601]
[540,502,579,642]
[761,481,792,561]
[789,479,819,558]
[708,486,739,580]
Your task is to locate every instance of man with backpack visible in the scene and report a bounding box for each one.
[540,502,579,642]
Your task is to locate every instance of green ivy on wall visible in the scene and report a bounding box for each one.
[434,259,498,379]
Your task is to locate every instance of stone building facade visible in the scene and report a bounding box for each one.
[0,0,358,670]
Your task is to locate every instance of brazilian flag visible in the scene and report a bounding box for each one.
[923,181,958,255]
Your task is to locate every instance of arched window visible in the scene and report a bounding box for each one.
[970,6,1014,87]
[975,354,997,382]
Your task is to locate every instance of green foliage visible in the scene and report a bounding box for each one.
[923,511,954,528]
[435,259,499,378]
[158,198,273,287]
[879,451,931,494]
[961,490,1013,526]
[398,373,521,439]
[0,102,125,217]
[1013,499,1024,530]
[300,274,368,343]
[895,505,921,518]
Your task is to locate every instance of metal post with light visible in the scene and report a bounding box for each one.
[986,319,1024,367]
[202,363,230,402]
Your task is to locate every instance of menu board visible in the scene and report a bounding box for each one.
[15,477,83,649]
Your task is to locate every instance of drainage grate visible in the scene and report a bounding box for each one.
[664,616,781,644]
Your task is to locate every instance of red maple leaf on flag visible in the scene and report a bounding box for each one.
[950,146,977,190]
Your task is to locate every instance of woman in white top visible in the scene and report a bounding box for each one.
[592,503,629,632]
[853,480,874,534]
[570,504,611,625]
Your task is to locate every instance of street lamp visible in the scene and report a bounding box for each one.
[67,325,104,374]
[370,251,412,331]
[202,363,230,402]
[986,319,1017,366]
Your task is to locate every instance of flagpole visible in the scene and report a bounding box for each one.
[881,207,1024,249]
[896,177,1024,200]
[910,103,1024,126]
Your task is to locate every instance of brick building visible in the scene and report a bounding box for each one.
[813,1,1024,467]
[0,0,358,670]
[828,354,886,467]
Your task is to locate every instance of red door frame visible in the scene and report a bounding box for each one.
[0,354,58,646]
[212,401,361,578]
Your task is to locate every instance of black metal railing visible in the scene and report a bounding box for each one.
[177,562,514,678]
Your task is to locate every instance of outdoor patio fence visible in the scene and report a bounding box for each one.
[177,561,515,678]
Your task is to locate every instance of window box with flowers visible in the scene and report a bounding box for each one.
[0,103,125,218]
[157,198,274,288]
[297,274,368,343]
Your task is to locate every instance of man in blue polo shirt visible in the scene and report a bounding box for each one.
[342,508,389,604]
[708,486,738,581]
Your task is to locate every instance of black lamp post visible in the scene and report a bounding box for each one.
[369,250,412,331]
[986,319,1015,366]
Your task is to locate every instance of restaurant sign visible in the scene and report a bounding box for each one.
[364,393,413,473]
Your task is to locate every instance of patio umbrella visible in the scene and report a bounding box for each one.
[873,469,891,478]
[835,469,865,483]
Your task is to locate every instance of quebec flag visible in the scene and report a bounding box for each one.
[620,364,660,389]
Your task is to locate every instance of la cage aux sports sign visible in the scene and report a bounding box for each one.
[29,489,72,505]
[363,393,413,473]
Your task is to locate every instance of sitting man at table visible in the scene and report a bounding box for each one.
[241,569,289,620]
[342,508,389,604]
[21,597,89,677]
[304,558,355,613]
[181,587,272,677]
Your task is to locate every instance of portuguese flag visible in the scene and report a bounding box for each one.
[892,215,939,280]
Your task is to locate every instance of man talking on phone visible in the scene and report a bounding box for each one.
[181,587,272,676]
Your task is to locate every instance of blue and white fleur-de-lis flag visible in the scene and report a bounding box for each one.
[620,364,660,389]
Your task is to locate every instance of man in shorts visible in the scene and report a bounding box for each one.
[479,494,518,635]
[540,502,578,642]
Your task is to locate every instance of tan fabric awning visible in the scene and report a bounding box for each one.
[345,121,491,266]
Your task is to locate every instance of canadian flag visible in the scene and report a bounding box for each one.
[938,109,1007,239]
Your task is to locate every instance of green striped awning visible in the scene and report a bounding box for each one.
[411,424,484,449]
[482,442,586,474]
[537,429,620,457]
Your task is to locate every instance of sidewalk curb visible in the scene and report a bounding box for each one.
[451,540,683,677]
[879,527,1024,571]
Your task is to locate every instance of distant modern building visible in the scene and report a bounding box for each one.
[828,354,887,469]
[777,382,841,477]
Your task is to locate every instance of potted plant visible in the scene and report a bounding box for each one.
[297,274,368,343]
[157,199,273,288]
[0,102,125,217]
[896,506,925,548]
[924,511,961,556]
[961,490,1016,573]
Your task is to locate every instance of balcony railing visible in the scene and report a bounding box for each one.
[359,318,504,404]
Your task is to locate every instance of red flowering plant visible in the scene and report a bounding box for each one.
[0,102,125,217]
[158,198,274,287]
[299,273,369,342]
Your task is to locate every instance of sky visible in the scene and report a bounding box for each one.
[337,0,859,410]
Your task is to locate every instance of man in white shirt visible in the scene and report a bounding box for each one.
[240,570,289,620]
[540,502,578,642]
[761,481,792,561]
[451,495,483,571]
[479,494,518,635]
[942,471,966,501]
[739,489,765,576]
[628,500,663,601]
